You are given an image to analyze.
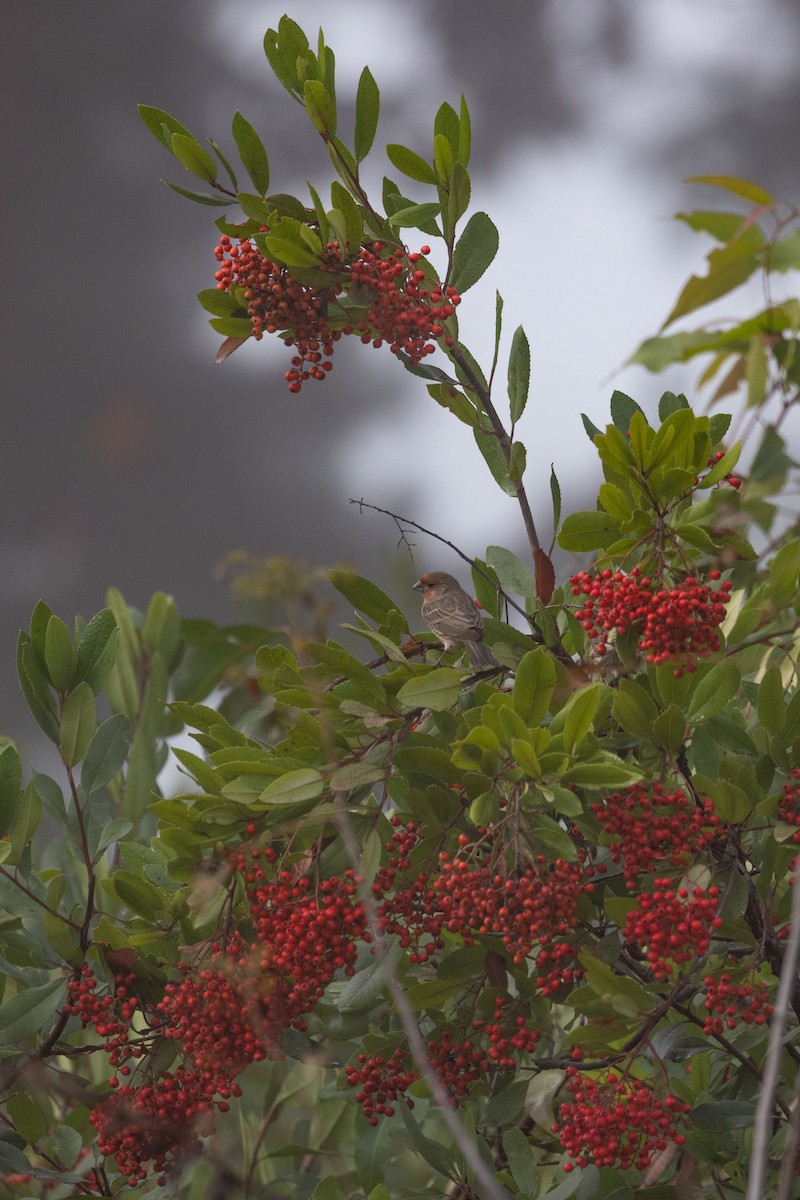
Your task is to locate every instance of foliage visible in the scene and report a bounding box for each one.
[2,16,800,1200]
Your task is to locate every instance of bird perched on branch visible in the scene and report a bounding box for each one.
[413,571,499,668]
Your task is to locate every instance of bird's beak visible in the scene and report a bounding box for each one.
[412,579,423,591]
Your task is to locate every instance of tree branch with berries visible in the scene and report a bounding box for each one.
[2,15,800,1199]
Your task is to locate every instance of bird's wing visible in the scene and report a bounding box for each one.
[426,590,484,640]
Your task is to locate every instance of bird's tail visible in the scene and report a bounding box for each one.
[467,639,500,669]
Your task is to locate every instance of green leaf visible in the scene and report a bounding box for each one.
[768,227,800,273]
[686,174,772,205]
[613,679,659,741]
[689,1100,757,1131]
[458,95,471,165]
[662,239,761,328]
[329,181,364,250]
[385,202,443,232]
[44,616,75,692]
[170,133,217,183]
[427,383,479,427]
[562,753,643,788]
[59,682,97,767]
[263,17,309,97]
[397,669,462,712]
[686,660,741,722]
[485,546,537,598]
[550,465,562,533]
[386,143,438,185]
[610,389,644,433]
[162,179,233,207]
[652,703,686,754]
[510,440,526,486]
[75,608,119,693]
[507,325,530,425]
[0,977,67,1045]
[264,235,322,269]
[304,79,336,137]
[259,769,324,806]
[757,665,786,738]
[354,66,380,161]
[502,1128,538,1196]
[81,714,130,795]
[558,510,621,552]
[513,649,556,726]
[231,111,270,195]
[449,212,499,294]
[17,633,59,742]
[473,428,516,497]
[137,104,194,150]
[331,571,408,631]
[209,316,253,338]
[560,683,603,753]
[0,745,22,835]
[447,160,471,229]
[197,288,244,318]
[107,871,167,919]
[699,442,741,488]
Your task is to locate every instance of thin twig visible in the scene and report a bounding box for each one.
[747,860,800,1199]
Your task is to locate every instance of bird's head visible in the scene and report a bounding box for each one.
[413,571,460,594]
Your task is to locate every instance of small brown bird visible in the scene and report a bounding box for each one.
[413,571,499,668]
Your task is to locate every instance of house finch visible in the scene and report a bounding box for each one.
[413,572,499,668]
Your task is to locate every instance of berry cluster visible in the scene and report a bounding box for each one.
[702,972,775,1035]
[213,234,340,390]
[624,879,722,980]
[570,567,732,673]
[345,998,541,1122]
[65,963,146,1070]
[90,1067,239,1186]
[212,237,459,392]
[372,826,588,987]
[778,769,800,842]
[349,243,459,364]
[554,1069,690,1171]
[591,783,721,888]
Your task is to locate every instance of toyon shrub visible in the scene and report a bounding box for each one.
[2,14,800,1200]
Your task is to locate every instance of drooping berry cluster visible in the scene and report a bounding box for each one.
[90,1067,239,1187]
[570,567,732,672]
[623,879,722,980]
[65,963,147,1070]
[702,972,775,1035]
[554,1069,690,1171]
[777,769,800,842]
[591,783,721,888]
[212,236,459,392]
[372,825,588,988]
[345,998,541,1123]
[214,234,341,390]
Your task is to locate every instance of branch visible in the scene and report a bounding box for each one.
[747,859,800,1200]
[349,498,532,625]
[447,343,541,558]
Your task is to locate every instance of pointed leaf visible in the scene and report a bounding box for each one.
[81,714,131,795]
[449,211,499,294]
[171,133,217,183]
[386,143,437,185]
[44,616,75,692]
[354,66,380,161]
[231,111,270,195]
[304,79,336,137]
[686,174,772,205]
[0,977,67,1045]
[259,769,324,806]
[59,682,97,767]
[507,324,530,424]
[137,104,194,150]
[0,745,22,835]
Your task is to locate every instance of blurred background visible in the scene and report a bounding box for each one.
[3,0,799,750]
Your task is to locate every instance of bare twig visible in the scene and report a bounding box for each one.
[747,860,800,1200]
[349,498,532,625]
